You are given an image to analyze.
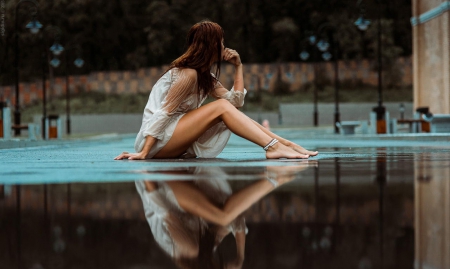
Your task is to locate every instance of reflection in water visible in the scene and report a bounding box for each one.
[414,155,450,269]
[4,150,449,268]
[135,165,311,269]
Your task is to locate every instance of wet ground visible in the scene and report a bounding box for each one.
[1,130,450,269]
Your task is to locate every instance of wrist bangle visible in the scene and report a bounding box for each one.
[265,172,278,188]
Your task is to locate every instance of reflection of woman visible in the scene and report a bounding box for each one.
[136,166,309,269]
[114,20,318,161]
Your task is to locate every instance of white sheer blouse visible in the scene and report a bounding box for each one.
[134,68,247,158]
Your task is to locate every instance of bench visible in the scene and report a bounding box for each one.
[11,124,40,140]
[336,121,361,135]
[1,107,41,140]
[396,119,429,133]
[423,114,450,133]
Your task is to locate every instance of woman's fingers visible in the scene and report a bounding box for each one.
[114,152,146,160]
[224,48,239,62]
[114,154,125,160]
[114,152,131,160]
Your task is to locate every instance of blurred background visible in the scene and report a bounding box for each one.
[0,0,414,135]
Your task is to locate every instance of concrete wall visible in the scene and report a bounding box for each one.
[32,102,413,134]
[412,0,450,114]
[1,57,413,108]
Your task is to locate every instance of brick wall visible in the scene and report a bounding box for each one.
[0,57,413,107]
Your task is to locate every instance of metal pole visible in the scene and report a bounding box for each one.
[14,0,39,136]
[373,0,386,126]
[16,185,21,269]
[334,44,340,134]
[376,157,386,268]
[65,53,71,135]
[377,1,383,109]
[335,158,340,224]
[317,23,339,131]
[14,4,21,136]
[41,37,47,139]
[313,49,318,127]
[67,183,71,239]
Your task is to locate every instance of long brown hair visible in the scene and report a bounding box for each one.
[167,20,224,99]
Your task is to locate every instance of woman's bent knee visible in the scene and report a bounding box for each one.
[213,99,235,114]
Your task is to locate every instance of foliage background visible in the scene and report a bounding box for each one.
[1,0,412,86]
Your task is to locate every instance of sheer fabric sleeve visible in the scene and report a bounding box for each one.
[229,214,248,236]
[213,80,247,108]
[142,69,197,140]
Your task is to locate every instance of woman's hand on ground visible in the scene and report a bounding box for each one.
[114,151,147,160]
[223,48,242,66]
[267,164,310,186]
[284,141,319,156]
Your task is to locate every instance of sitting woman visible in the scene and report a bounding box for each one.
[114,20,318,161]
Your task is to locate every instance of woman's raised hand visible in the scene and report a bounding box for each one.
[223,48,242,66]
[114,151,147,160]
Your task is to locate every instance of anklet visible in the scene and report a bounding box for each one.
[263,138,279,151]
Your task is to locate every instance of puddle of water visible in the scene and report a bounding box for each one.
[0,149,449,269]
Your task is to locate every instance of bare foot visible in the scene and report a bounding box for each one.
[265,142,309,159]
[285,141,319,156]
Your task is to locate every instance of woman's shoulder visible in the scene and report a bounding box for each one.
[172,67,197,80]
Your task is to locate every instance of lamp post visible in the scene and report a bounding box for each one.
[41,26,64,139]
[316,23,341,134]
[63,45,84,135]
[299,35,319,127]
[355,0,386,133]
[14,0,42,136]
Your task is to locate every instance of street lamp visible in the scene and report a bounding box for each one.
[40,26,63,139]
[63,45,84,135]
[317,23,341,134]
[299,35,319,127]
[14,0,42,136]
[49,58,61,68]
[356,0,386,133]
[25,18,43,34]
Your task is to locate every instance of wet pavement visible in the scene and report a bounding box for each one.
[1,129,450,269]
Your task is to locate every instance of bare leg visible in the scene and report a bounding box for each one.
[154,99,309,159]
[244,114,319,156]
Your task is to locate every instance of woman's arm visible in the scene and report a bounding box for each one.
[224,230,246,269]
[224,48,244,93]
[114,136,157,160]
[211,49,246,108]
[114,69,197,160]
[234,230,246,262]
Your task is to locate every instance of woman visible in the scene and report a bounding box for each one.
[114,21,318,161]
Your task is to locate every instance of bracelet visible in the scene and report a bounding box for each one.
[263,138,279,151]
[265,172,279,188]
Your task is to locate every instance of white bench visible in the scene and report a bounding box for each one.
[423,114,450,133]
[336,121,361,135]
[2,107,40,140]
